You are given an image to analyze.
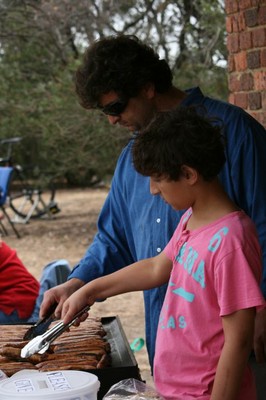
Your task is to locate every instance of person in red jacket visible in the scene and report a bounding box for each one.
[0,240,71,323]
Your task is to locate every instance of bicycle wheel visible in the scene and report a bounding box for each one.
[8,166,59,221]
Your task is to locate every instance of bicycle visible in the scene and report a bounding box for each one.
[0,137,60,224]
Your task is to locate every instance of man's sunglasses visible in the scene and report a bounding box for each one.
[98,98,129,116]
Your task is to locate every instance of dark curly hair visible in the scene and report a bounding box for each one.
[132,107,226,182]
[75,35,173,109]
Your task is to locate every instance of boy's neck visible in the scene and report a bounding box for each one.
[186,179,239,231]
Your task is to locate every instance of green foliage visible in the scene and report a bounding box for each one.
[0,0,228,187]
[173,63,228,101]
[36,62,130,186]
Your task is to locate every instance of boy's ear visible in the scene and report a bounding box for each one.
[142,82,156,99]
[181,165,198,184]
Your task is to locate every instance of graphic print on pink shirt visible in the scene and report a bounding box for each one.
[153,209,264,400]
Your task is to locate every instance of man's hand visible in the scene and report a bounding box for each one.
[39,278,85,320]
[254,308,266,363]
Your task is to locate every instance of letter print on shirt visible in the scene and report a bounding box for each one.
[208,227,229,252]
[158,224,231,334]
[158,306,187,330]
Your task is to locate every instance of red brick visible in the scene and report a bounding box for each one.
[228,93,235,105]
[232,15,239,32]
[227,34,240,53]
[251,111,266,129]
[252,27,266,47]
[260,48,266,67]
[226,16,233,33]
[248,111,256,118]
[259,114,266,129]
[240,72,254,90]
[261,49,266,67]
[240,0,264,9]
[227,54,236,72]
[239,0,254,10]
[238,11,247,31]
[248,91,262,109]
[254,71,266,90]
[225,0,239,14]
[226,15,239,33]
[247,50,261,68]
[234,51,248,70]
[240,31,252,49]
[229,74,241,91]
[244,8,258,26]
[234,92,248,108]
[262,91,266,109]
[261,93,266,127]
[228,54,236,72]
[260,114,266,130]
[258,6,266,24]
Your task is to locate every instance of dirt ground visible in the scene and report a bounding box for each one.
[3,187,153,387]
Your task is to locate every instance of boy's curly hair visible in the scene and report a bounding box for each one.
[75,35,173,109]
[132,107,226,182]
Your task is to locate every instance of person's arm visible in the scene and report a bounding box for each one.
[61,252,172,325]
[240,121,266,361]
[211,308,255,400]
[39,278,85,319]
[69,144,138,283]
[221,114,266,362]
[40,145,138,318]
[253,307,266,363]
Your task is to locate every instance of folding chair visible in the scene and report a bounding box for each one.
[0,167,20,238]
[0,212,8,236]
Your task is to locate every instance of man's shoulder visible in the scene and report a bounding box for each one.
[184,86,265,137]
[116,137,134,165]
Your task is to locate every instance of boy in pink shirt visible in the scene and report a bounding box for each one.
[61,107,264,399]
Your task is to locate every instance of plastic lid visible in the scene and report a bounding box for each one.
[0,370,100,399]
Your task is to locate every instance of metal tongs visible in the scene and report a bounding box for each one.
[20,305,90,358]
[23,303,58,340]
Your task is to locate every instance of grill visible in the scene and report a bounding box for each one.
[0,316,142,400]
[92,316,142,399]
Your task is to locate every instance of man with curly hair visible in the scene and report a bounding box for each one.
[41,35,266,377]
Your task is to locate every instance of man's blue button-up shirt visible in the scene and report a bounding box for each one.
[69,87,266,368]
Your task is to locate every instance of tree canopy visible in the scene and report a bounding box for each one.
[0,0,227,186]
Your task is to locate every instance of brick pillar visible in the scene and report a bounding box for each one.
[225,0,266,128]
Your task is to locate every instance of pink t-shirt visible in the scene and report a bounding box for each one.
[154,209,264,400]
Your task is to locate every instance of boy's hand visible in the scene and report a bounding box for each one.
[61,285,94,325]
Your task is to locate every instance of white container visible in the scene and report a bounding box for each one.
[0,369,100,400]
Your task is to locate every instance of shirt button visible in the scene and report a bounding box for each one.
[156,247,162,253]
[156,218,161,223]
